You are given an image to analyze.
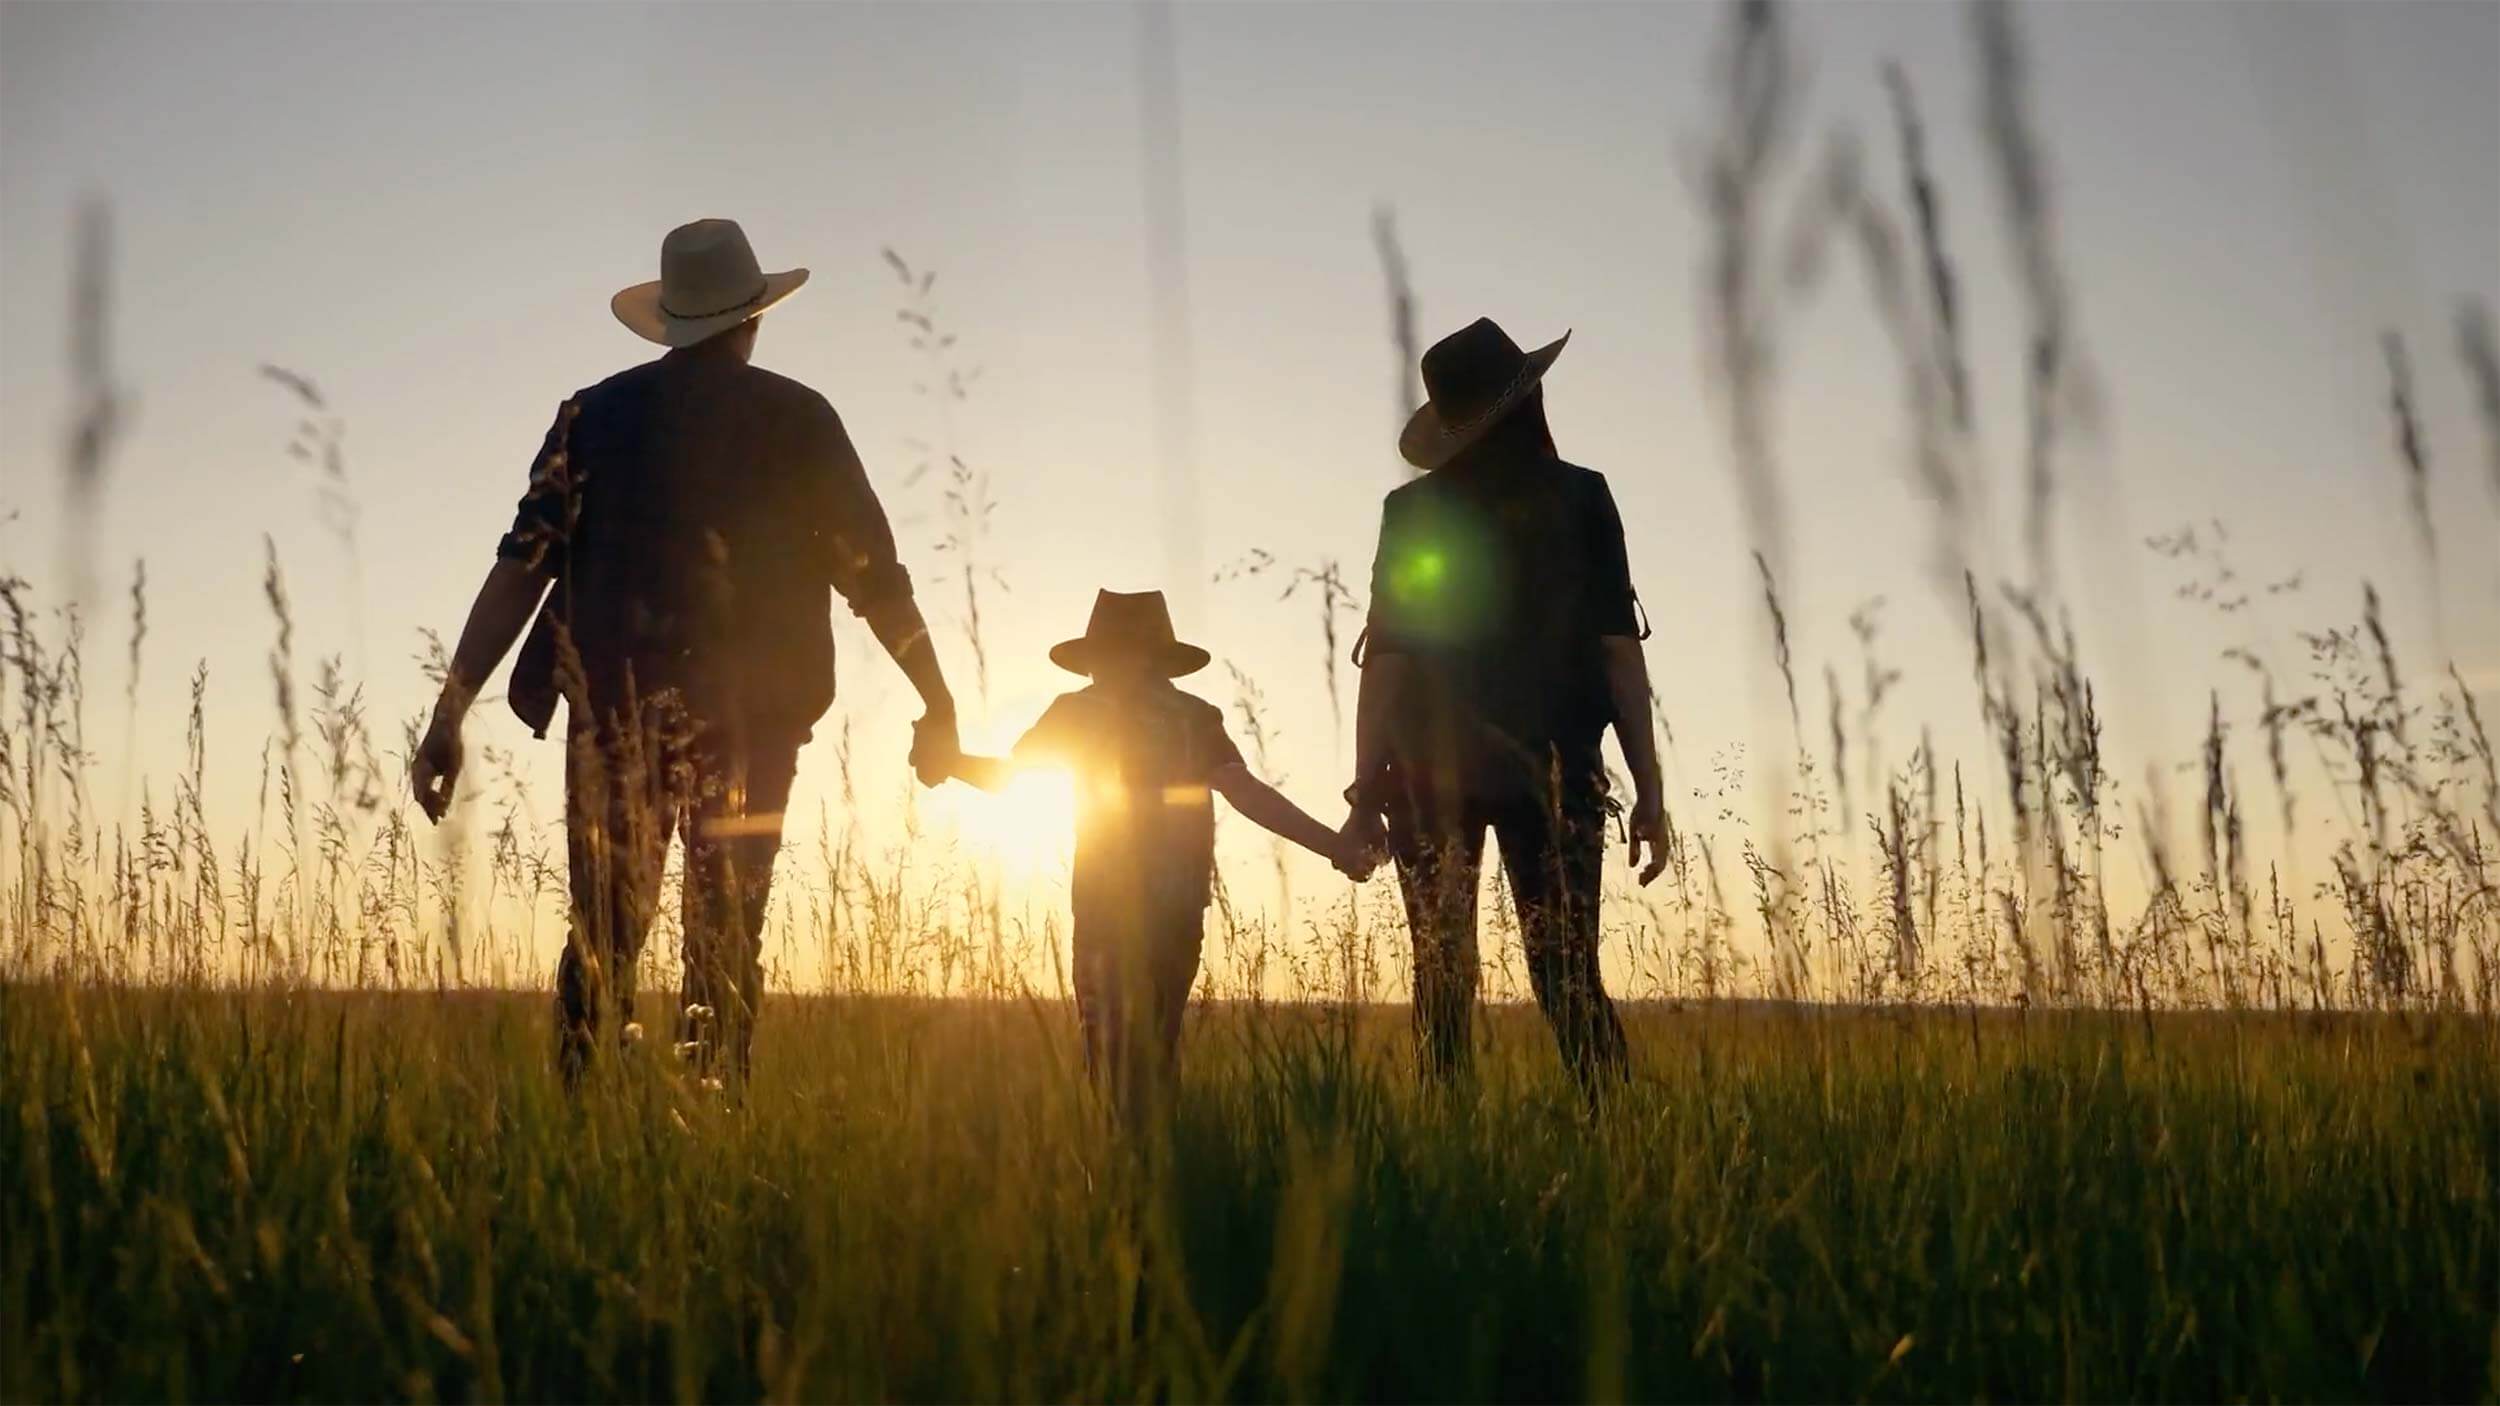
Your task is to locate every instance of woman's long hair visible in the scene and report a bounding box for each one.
[1446,387,1557,471]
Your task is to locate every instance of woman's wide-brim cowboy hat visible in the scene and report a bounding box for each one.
[612,218,809,348]
[1398,317,1570,471]
[1050,589,1211,678]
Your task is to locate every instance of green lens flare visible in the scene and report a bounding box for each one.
[1392,547,1448,601]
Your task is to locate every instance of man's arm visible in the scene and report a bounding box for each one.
[810,401,958,779]
[1602,635,1669,885]
[859,595,955,724]
[412,557,550,821]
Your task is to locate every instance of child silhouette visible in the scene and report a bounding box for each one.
[928,590,1369,1113]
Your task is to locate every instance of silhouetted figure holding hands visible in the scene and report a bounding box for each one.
[930,590,1368,1117]
[1342,319,1668,1093]
[410,219,960,1091]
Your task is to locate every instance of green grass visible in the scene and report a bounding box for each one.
[6,988,2494,1403]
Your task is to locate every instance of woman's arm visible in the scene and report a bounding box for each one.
[1346,651,1409,814]
[1586,472,1667,883]
[1345,492,1412,830]
[1602,637,1662,801]
[1602,636,1669,884]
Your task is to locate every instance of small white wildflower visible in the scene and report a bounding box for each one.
[684,1003,715,1022]
[673,1041,701,1062]
[621,1021,645,1046]
[700,1077,725,1094]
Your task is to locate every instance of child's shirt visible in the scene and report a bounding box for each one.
[1015,681,1244,927]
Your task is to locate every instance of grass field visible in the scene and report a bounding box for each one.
[6,3,2497,1398]
[7,988,2496,1403]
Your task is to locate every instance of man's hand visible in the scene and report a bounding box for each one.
[909,709,960,787]
[1626,787,1670,886]
[411,706,464,824]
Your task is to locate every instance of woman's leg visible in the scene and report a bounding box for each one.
[1493,786,1627,1092]
[1388,792,1485,1082]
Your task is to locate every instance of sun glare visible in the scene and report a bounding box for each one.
[946,764,1079,879]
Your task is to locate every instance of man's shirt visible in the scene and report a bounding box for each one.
[1014,682,1245,928]
[500,346,912,737]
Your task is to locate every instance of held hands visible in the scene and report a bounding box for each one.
[1333,805,1387,882]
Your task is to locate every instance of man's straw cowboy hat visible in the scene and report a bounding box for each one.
[612,218,809,348]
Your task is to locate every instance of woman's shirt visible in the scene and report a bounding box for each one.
[1363,450,1640,800]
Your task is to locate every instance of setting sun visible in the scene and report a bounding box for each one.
[942,763,1079,880]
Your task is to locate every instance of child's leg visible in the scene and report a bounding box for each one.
[1145,905,1208,1081]
[1074,910,1192,1120]
[1072,921,1115,1089]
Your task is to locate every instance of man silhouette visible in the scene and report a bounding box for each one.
[410,218,958,1089]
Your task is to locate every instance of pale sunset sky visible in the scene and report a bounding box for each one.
[3,1,2496,977]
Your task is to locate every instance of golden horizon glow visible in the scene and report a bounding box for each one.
[941,765,1080,881]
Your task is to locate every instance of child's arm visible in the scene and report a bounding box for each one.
[947,752,1015,793]
[1209,763,1372,877]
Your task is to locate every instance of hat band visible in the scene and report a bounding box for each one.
[659,279,769,321]
[1426,360,1538,441]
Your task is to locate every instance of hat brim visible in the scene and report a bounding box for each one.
[611,267,810,348]
[1048,637,1212,679]
[1397,331,1570,471]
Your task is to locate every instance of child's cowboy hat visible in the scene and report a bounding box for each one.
[1050,590,1211,678]
[1398,317,1570,471]
[612,219,810,347]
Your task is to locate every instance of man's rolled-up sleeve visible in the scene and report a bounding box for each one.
[808,401,914,614]
[495,399,581,575]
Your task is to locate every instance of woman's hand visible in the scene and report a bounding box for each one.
[1337,806,1388,880]
[1625,787,1669,885]
[1330,824,1382,882]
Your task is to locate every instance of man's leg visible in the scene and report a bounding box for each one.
[557,709,674,1089]
[1387,792,1485,1082]
[1494,788,1627,1093]
[680,726,800,1087]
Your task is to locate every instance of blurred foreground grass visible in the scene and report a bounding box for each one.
[5,989,2494,1403]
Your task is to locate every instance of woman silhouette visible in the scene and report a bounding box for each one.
[1342,318,1669,1090]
